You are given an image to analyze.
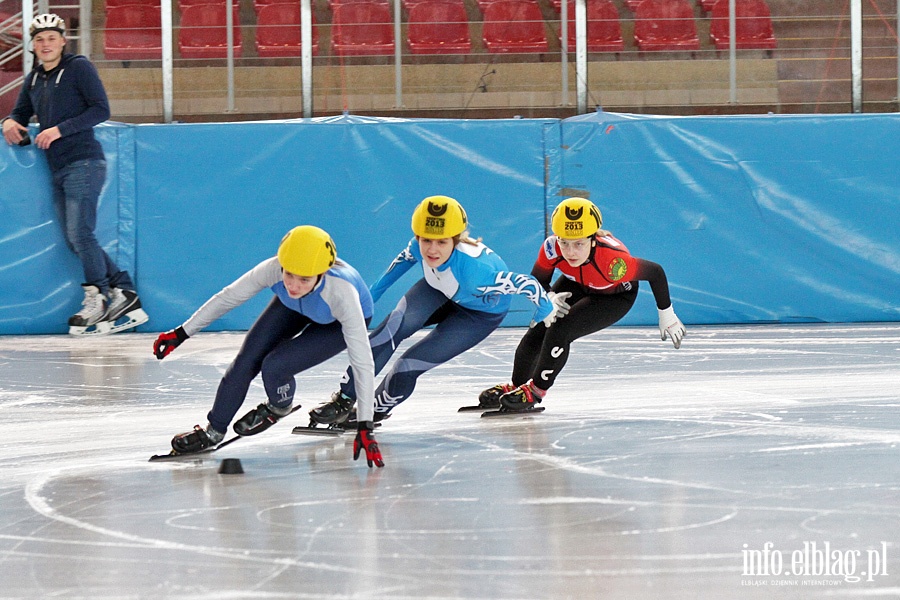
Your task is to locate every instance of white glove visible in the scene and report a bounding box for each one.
[658,306,685,349]
[540,291,572,327]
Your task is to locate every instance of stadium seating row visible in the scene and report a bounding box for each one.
[103,0,775,60]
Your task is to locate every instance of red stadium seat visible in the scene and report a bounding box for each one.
[178,0,230,7]
[559,0,624,52]
[633,0,700,51]
[708,0,776,50]
[331,1,395,56]
[482,0,549,53]
[104,5,162,60]
[178,4,243,58]
[256,3,319,57]
[105,0,161,7]
[104,0,159,7]
[404,0,463,10]
[329,0,390,12]
[253,0,295,14]
[408,1,471,54]
[476,0,531,13]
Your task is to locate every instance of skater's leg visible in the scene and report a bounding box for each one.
[374,307,505,416]
[528,286,637,392]
[339,279,448,398]
[206,298,306,433]
[260,317,370,410]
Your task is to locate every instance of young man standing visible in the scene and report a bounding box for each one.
[2,14,147,335]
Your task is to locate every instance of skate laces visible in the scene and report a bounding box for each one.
[75,289,107,318]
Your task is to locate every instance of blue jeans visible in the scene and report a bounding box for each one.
[51,159,133,294]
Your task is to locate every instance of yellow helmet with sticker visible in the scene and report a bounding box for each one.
[411,196,468,239]
[277,225,337,276]
[551,197,603,239]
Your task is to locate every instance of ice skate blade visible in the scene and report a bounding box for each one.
[292,425,346,436]
[149,435,241,461]
[481,406,546,418]
[458,405,498,412]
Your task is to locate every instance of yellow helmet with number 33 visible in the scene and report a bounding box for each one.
[277,225,337,276]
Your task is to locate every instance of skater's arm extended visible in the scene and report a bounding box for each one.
[634,258,685,349]
[368,239,417,303]
[320,276,376,423]
[154,259,279,359]
[181,258,281,336]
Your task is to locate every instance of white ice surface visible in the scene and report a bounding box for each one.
[0,324,899,599]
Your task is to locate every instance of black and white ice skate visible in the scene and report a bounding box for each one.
[67,285,108,335]
[458,383,513,412]
[69,286,149,336]
[103,288,149,334]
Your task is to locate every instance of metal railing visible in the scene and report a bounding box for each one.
[2,0,899,122]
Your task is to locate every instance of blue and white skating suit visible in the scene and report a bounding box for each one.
[180,257,376,432]
[370,237,555,320]
[340,238,554,417]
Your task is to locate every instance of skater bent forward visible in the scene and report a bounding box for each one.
[153,226,384,467]
[479,197,686,411]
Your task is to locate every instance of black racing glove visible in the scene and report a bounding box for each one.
[153,326,189,360]
[354,421,384,468]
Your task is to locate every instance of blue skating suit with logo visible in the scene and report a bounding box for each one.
[369,237,553,321]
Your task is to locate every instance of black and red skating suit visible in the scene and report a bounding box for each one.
[531,233,671,306]
[510,232,674,391]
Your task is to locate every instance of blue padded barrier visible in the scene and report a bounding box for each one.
[0,112,897,334]
[558,111,900,324]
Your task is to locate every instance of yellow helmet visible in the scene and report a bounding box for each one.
[411,195,468,239]
[551,198,603,239]
[277,225,337,276]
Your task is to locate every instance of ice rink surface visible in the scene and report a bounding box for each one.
[0,323,899,599]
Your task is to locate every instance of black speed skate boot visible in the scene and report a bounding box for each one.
[478,383,513,409]
[233,403,292,436]
[499,381,544,412]
[172,424,225,453]
[342,408,390,429]
[309,391,355,425]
